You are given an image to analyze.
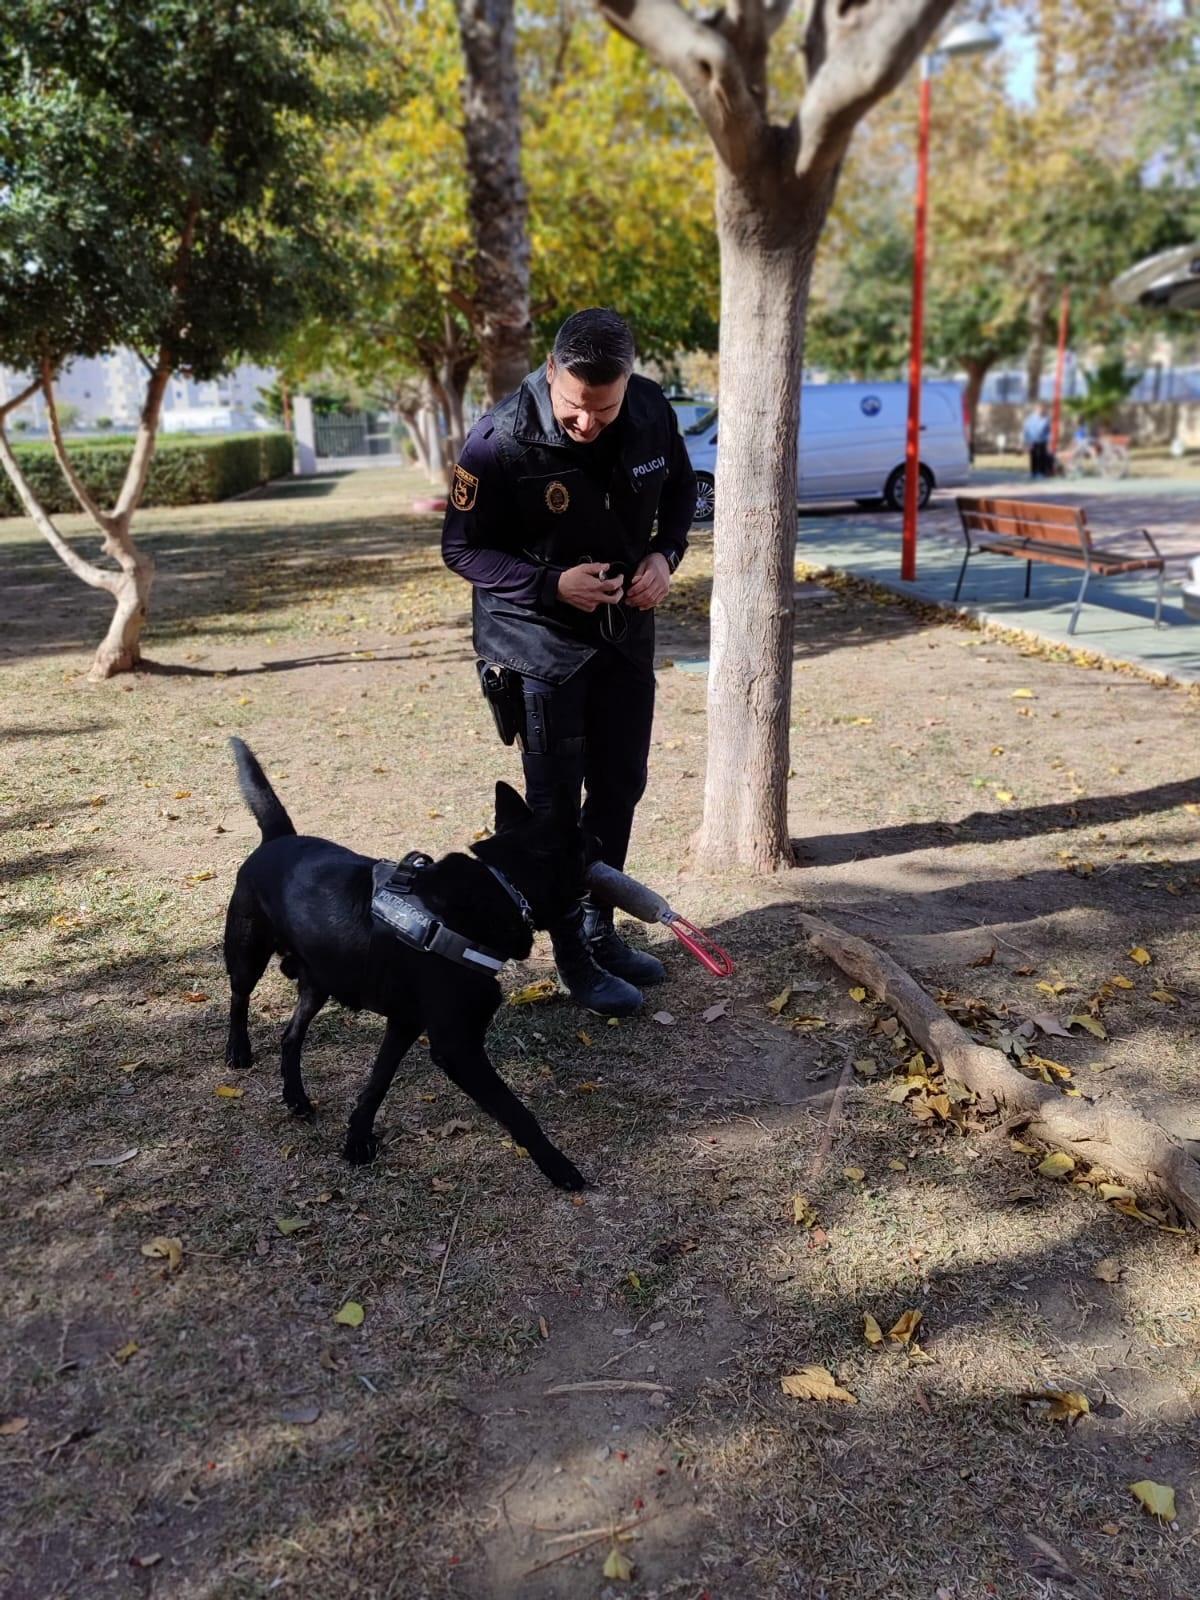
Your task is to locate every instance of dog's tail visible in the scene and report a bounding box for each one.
[230,738,296,842]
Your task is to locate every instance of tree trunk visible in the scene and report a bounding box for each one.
[83,365,170,679]
[420,400,445,485]
[428,373,465,489]
[693,165,831,873]
[443,380,467,464]
[400,408,432,476]
[453,0,531,405]
[961,355,993,456]
[1025,271,1050,404]
[90,536,155,679]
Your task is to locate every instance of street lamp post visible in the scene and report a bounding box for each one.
[901,21,1003,583]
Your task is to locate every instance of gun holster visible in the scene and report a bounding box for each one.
[477,661,524,747]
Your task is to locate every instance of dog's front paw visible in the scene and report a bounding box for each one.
[225,1041,253,1071]
[285,1094,316,1122]
[343,1130,380,1165]
[542,1151,587,1191]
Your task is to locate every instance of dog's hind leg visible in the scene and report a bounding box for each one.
[428,1033,585,1191]
[223,882,273,1071]
[344,1016,421,1165]
[279,974,328,1119]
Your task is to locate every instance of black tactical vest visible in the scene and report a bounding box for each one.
[474,367,676,683]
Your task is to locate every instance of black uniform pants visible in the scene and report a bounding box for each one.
[518,649,655,872]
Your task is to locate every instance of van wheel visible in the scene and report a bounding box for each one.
[693,473,715,522]
[884,464,933,512]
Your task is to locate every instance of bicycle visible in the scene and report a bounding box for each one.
[1060,433,1131,480]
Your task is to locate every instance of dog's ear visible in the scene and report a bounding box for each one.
[494,780,533,832]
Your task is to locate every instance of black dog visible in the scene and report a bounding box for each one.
[222,738,588,1189]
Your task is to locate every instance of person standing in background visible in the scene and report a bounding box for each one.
[1023,402,1053,478]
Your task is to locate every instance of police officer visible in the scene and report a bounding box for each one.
[441,307,696,1015]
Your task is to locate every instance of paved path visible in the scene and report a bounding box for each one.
[795,473,1200,683]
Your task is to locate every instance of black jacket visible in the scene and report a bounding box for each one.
[441,366,695,682]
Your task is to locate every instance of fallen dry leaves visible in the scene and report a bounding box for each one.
[780,1366,857,1404]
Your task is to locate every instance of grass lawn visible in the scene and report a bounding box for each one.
[1,467,1197,1599]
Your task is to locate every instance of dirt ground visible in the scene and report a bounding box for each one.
[1,468,1197,1600]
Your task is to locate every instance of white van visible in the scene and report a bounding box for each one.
[683,381,970,519]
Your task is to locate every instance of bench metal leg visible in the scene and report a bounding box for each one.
[1155,568,1165,627]
[1069,569,1090,635]
[953,549,971,602]
[1024,559,1032,598]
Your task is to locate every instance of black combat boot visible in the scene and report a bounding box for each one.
[549,904,643,1016]
[582,901,667,987]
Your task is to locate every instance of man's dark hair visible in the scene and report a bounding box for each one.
[551,308,635,385]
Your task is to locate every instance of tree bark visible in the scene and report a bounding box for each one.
[0,412,115,597]
[961,354,994,455]
[400,407,432,476]
[12,362,169,681]
[89,550,155,678]
[799,913,1200,1229]
[453,0,531,405]
[1025,271,1051,405]
[422,406,445,484]
[422,317,474,484]
[593,0,955,870]
[82,364,171,679]
[692,162,834,871]
[427,370,466,488]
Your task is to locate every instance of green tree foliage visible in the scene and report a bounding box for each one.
[808,1,1197,418]
[301,0,718,463]
[0,0,372,676]
[1070,353,1141,428]
[522,3,718,361]
[2,1,367,384]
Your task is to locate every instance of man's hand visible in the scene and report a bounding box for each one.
[626,552,671,611]
[556,562,625,613]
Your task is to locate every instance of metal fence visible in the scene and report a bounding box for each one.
[313,411,396,458]
[981,364,1200,407]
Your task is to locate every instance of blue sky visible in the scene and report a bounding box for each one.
[1004,26,1037,104]
[1000,0,1190,105]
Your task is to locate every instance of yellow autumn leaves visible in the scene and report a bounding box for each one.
[781,1367,857,1403]
[508,978,558,1007]
[782,1310,926,1404]
[602,1545,635,1580]
[1022,1151,1187,1233]
[1131,1480,1177,1522]
[140,1236,183,1272]
[862,1309,922,1349]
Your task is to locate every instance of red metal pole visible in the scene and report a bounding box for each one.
[1049,284,1070,455]
[901,63,932,583]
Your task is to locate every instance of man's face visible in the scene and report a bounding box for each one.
[547,357,627,444]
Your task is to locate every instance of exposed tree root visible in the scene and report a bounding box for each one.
[799,913,1200,1230]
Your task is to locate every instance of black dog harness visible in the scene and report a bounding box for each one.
[370,851,533,974]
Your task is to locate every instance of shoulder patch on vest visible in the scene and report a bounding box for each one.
[452,463,479,511]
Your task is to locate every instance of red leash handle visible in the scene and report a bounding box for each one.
[661,911,735,977]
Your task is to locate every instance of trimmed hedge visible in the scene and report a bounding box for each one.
[0,431,293,516]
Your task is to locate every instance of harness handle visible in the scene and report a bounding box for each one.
[585,861,734,978]
[659,911,735,977]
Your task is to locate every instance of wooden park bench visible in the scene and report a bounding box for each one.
[953,496,1166,635]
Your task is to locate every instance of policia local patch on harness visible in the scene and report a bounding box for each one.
[452,463,479,511]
